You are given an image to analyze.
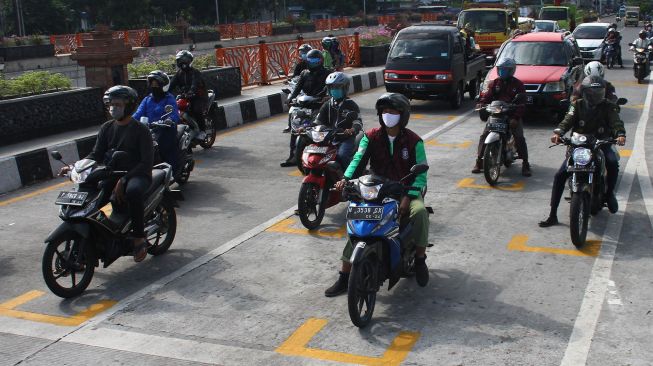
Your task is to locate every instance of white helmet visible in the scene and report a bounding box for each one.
[607,27,616,33]
[584,61,605,78]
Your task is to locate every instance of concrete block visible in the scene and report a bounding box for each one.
[254,97,271,119]
[361,73,371,91]
[223,103,243,128]
[0,157,22,194]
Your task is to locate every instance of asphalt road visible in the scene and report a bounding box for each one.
[1,22,652,366]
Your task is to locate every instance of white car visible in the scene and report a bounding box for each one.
[533,20,561,33]
[572,22,610,60]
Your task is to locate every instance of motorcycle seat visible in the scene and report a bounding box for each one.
[176,125,188,141]
[145,169,167,197]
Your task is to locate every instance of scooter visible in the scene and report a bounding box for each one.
[343,164,431,328]
[177,90,217,149]
[286,94,324,167]
[603,40,618,69]
[44,151,182,298]
[629,43,652,84]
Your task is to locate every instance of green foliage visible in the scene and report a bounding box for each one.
[0,71,72,98]
[150,25,179,36]
[127,53,217,78]
[189,25,217,33]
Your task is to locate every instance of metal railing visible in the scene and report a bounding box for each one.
[217,21,273,40]
[215,33,361,86]
[50,29,149,55]
[314,17,351,32]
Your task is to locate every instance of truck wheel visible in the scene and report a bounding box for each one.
[468,77,481,100]
[449,82,463,109]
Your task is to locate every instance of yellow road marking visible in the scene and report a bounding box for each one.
[619,149,632,157]
[507,234,601,257]
[0,290,117,327]
[425,139,472,149]
[0,181,71,208]
[412,114,456,121]
[289,169,303,177]
[457,177,525,191]
[276,318,420,366]
[611,81,648,88]
[623,104,644,110]
[266,218,346,238]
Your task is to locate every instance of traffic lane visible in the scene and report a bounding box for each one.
[0,88,471,322]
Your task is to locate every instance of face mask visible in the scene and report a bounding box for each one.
[382,113,401,128]
[300,53,308,61]
[151,87,165,99]
[109,106,125,120]
[329,88,345,99]
[498,68,510,79]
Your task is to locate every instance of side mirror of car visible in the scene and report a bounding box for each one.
[617,97,628,106]
[50,151,63,161]
[410,164,429,175]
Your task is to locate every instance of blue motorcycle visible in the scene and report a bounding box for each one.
[343,164,430,328]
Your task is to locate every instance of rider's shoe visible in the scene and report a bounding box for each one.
[607,193,619,213]
[415,255,429,287]
[522,161,532,177]
[280,156,296,167]
[471,158,482,174]
[282,127,291,133]
[538,216,558,228]
[325,271,349,297]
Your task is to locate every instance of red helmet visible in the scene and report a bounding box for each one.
[176,97,190,112]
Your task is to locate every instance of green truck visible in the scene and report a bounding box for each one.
[539,5,577,31]
[625,6,640,27]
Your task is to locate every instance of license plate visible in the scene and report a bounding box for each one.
[409,84,425,90]
[526,95,534,104]
[304,146,328,154]
[568,166,594,172]
[55,191,88,206]
[487,122,507,132]
[347,206,384,220]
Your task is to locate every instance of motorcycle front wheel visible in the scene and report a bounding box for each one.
[42,234,95,298]
[347,255,378,328]
[298,182,326,230]
[483,141,502,186]
[570,192,590,248]
[199,113,217,149]
[147,200,177,256]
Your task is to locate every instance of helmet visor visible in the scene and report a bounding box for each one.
[307,57,322,67]
[583,87,605,105]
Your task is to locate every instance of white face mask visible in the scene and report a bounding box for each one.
[382,113,401,128]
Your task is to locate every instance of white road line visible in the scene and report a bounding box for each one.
[635,159,653,234]
[560,75,653,366]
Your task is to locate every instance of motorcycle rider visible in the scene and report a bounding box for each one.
[603,27,623,68]
[321,37,334,69]
[631,30,653,63]
[325,93,430,296]
[133,70,181,175]
[539,75,626,227]
[313,72,362,169]
[281,49,331,167]
[169,50,208,141]
[571,61,617,103]
[71,86,154,262]
[329,37,345,71]
[644,22,653,39]
[292,44,313,78]
[472,58,531,177]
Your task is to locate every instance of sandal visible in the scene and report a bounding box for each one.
[133,241,148,263]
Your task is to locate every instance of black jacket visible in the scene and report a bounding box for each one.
[315,98,363,137]
[289,67,331,100]
[169,67,206,98]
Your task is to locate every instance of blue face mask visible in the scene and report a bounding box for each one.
[300,53,308,61]
[329,88,345,99]
[498,68,510,79]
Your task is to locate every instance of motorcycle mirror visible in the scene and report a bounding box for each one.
[281,88,291,94]
[50,151,63,161]
[410,164,429,175]
[165,105,174,113]
[628,43,634,47]
[110,151,129,169]
[617,97,628,106]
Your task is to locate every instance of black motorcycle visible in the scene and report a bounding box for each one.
[43,151,182,298]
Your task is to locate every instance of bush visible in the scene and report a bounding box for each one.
[29,35,44,45]
[150,25,179,36]
[357,26,393,46]
[189,25,217,33]
[0,71,72,98]
[127,52,217,78]
[273,21,292,28]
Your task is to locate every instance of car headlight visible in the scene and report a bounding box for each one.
[359,183,382,200]
[572,148,592,166]
[543,81,565,92]
[385,72,399,79]
[70,168,91,184]
[310,130,328,143]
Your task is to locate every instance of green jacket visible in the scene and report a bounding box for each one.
[322,50,333,69]
[558,99,625,138]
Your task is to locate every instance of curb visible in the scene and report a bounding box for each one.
[0,69,384,195]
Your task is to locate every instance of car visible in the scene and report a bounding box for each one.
[481,32,584,121]
[572,22,610,60]
[533,20,561,33]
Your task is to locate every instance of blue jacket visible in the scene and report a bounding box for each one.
[133,93,180,146]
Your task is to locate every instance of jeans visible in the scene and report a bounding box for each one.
[477,118,528,162]
[124,175,151,238]
[548,145,619,216]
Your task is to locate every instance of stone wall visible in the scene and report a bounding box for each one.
[0,88,105,147]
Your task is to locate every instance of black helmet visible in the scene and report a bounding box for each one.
[305,49,324,69]
[496,58,516,80]
[330,37,340,49]
[580,75,606,107]
[299,43,312,54]
[610,23,617,29]
[322,37,333,49]
[375,93,411,128]
[147,70,170,88]
[103,85,139,115]
[175,50,194,69]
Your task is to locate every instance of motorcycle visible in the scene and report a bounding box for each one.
[477,98,522,186]
[629,43,652,84]
[44,151,182,298]
[343,164,431,328]
[296,124,348,229]
[176,90,217,149]
[287,94,325,165]
[603,40,618,69]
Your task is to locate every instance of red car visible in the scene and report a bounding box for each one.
[480,32,585,121]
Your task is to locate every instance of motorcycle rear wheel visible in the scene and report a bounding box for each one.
[298,182,326,230]
[348,255,378,328]
[570,192,590,248]
[147,200,177,256]
[483,141,502,186]
[199,114,217,149]
[42,234,95,298]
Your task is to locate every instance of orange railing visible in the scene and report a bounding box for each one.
[217,21,273,40]
[377,15,397,25]
[421,13,439,22]
[216,34,361,86]
[314,17,351,32]
[50,29,149,55]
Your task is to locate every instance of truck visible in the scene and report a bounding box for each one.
[383,25,486,109]
[456,2,519,67]
[625,6,640,27]
[538,5,577,32]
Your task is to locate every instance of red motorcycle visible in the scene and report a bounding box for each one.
[176,90,217,149]
[297,124,349,229]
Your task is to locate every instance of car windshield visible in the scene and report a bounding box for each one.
[497,41,567,66]
[534,22,554,31]
[458,11,507,33]
[540,9,567,21]
[573,26,608,39]
[389,33,450,59]
[626,12,638,17]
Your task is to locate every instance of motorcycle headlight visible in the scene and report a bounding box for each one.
[572,148,592,166]
[70,168,91,184]
[310,130,328,143]
[359,183,382,200]
[543,81,565,92]
[486,105,502,114]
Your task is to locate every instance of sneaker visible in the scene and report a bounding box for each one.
[280,156,296,167]
[282,127,291,133]
[538,216,558,228]
[471,158,482,174]
[607,193,618,213]
[522,162,532,177]
[325,271,349,297]
[414,256,429,287]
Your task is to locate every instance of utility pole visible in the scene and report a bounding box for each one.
[214,0,220,24]
[14,0,25,36]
